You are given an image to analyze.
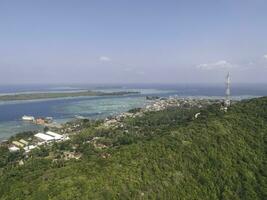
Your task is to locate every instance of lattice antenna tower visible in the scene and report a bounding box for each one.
[225,72,231,107]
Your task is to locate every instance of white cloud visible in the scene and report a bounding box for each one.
[99,56,111,62]
[196,60,235,70]
[263,54,267,60]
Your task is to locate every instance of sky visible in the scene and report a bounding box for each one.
[0,0,267,85]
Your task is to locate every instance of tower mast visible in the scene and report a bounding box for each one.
[225,72,231,107]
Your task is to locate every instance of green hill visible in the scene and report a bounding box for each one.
[0,97,266,200]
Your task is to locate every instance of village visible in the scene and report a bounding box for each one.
[4,96,224,159]
[102,97,223,129]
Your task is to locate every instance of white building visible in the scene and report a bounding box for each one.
[46,131,63,140]
[24,145,37,153]
[34,132,55,142]
[8,146,20,152]
[34,131,64,143]
[19,139,29,146]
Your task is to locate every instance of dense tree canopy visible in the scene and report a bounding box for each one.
[0,97,266,200]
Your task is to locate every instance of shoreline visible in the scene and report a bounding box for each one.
[0,96,223,143]
[0,95,259,144]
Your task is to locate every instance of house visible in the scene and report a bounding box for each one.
[12,141,24,147]
[8,146,20,152]
[24,145,37,153]
[36,118,46,125]
[19,139,29,146]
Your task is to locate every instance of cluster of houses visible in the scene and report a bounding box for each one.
[8,97,223,153]
[144,98,181,112]
[144,97,217,112]
[59,120,85,135]
[102,97,217,129]
[8,131,69,153]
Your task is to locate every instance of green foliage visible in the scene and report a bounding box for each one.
[52,141,73,152]
[9,131,35,142]
[30,146,49,157]
[43,127,49,132]
[0,97,267,199]
[128,107,142,113]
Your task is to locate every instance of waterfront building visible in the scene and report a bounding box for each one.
[36,118,46,125]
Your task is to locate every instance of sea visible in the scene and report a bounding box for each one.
[0,83,267,140]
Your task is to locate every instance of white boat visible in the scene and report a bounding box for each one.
[22,115,35,121]
[74,115,86,119]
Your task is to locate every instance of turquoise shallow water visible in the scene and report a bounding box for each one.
[0,121,43,140]
[0,88,175,140]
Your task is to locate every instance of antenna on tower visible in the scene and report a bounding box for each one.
[224,72,231,107]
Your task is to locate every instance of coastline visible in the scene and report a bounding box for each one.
[0,94,259,143]
[0,96,224,144]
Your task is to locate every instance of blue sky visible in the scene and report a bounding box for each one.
[0,0,267,84]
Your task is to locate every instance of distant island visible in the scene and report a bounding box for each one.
[0,90,140,101]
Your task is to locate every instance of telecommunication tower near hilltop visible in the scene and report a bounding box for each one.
[224,72,231,107]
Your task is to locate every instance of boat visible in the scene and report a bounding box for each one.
[22,115,35,121]
[74,115,86,120]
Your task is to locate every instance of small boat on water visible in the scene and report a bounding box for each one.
[74,115,86,120]
[22,115,35,121]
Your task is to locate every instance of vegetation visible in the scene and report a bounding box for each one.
[0,97,266,199]
[0,91,139,101]
[8,131,36,142]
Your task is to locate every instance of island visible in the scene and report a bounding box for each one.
[0,96,266,199]
[0,90,140,101]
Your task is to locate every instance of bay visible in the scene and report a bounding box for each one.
[0,83,267,140]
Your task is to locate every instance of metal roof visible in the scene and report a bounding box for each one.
[34,133,55,141]
[46,131,63,140]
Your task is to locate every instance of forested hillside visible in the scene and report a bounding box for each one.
[0,97,266,200]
